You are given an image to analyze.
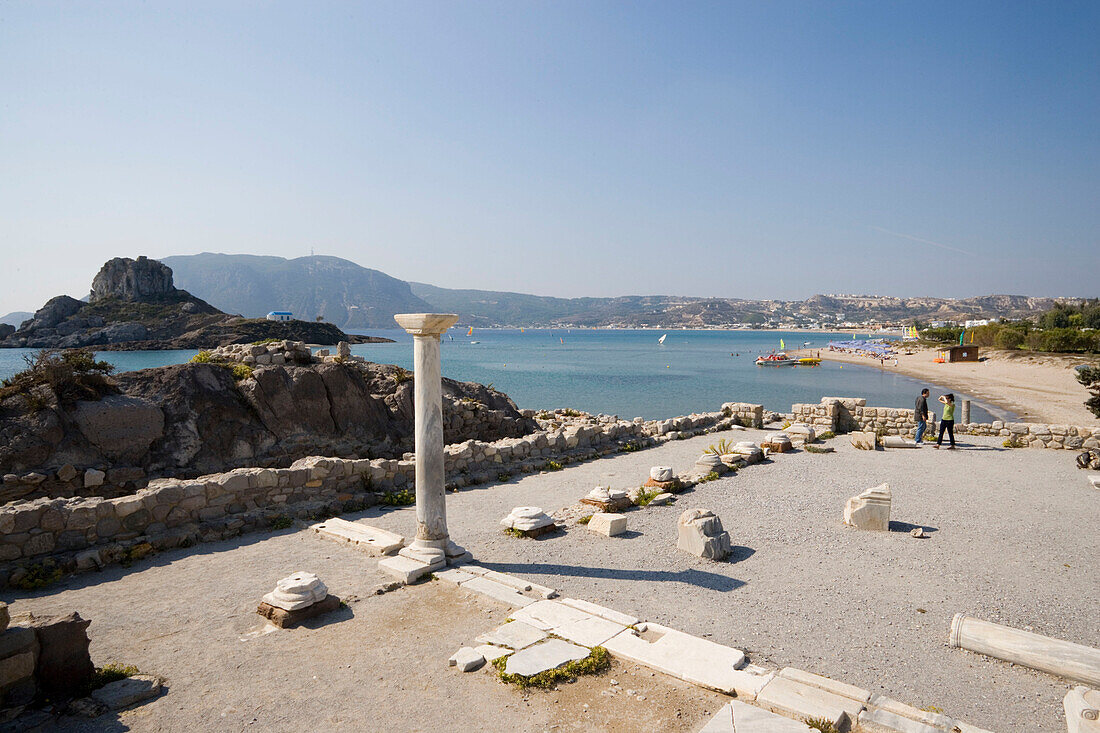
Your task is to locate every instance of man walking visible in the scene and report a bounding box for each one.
[914,388,930,445]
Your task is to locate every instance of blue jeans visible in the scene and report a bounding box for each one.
[914,419,927,443]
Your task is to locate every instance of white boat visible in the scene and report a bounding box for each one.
[658,333,667,344]
[756,353,796,366]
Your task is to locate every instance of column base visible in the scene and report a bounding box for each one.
[445,540,471,565]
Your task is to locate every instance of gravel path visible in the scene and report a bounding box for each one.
[4,430,1095,731]
[354,429,1098,732]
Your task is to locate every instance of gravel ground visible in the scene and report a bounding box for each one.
[4,429,1096,731]
[353,428,1098,732]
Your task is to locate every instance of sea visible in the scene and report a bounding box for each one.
[0,329,1006,422]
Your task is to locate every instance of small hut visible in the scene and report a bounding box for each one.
[943,345,979,363]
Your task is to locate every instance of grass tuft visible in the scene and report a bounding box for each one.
[804,718,839,733]
[544,460,563,471]
[816,431,835,440]
[492,646,610,689]
[804,445,832,454]
[503,527,526,538]
[633,487,660,506]
[576,515,593,525]
[379,488,415,506]
[14,561,63,590]
[699,470,720,483]
[269,515,293,530]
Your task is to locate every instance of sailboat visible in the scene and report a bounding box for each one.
[658,333,667,344]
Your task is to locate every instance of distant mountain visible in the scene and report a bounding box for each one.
[158,253,1066,329]
[161,253,431,329]
[0,312,33,328]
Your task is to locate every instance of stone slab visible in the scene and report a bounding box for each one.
[474,644,512,662]
[649,492,674,505]
[1088,474,1100,489]
[89,674,163,711]
[256,594,341,629]
[433,567,475,585]
[461,576,537,607]
[448,646,485,672]
[755,676,862,730]
[700,700,816,732]
[310,518,404,555]
[475,621,548,650]
[601,623,756,696]
[778,667,871,704]
[883,436,917,448]
[508,600,593,631]
[481,570,532,591]
[588,512,627,537]
[552,615,627,648]
[377,554,443,584]
[858,708,949,733]
[560,598,640,627]
[503,639,589,677]
[579,497,633,512]
[866,694,956,730]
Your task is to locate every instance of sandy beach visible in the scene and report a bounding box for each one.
[792,345,1099,426]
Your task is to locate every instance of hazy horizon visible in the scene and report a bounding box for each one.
[2,2,1098,314]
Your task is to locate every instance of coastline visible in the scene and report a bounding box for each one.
[792,345,1098,425]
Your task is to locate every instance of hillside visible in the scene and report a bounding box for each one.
[161,253,431,329]
[0,312,33,328]
[157,253,1066,329]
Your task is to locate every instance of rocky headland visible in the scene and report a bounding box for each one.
[0,357,536,503]
[0,256,392,350]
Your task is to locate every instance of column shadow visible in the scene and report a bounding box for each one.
[476,561,746,592]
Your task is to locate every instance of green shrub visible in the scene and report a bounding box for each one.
[14,561,63,590]
[1077,365,1100,419]
[700,471,720,483]
[270,515,293,530]
[804,445,832,454]
[229,363,253,381]
[617,441,640,453]
[391,367,413,384]
[380,488,415,506]
[544,460,563,471]
[0,349,116,407]
[804,718,839,733]
[79,663,140,697]
[558,408,582,417]
[817,431,835,440]
[634,487,660,506]
[190,350,213,363]
[251,338,282,345]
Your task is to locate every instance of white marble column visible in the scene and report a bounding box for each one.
[950,614,1100,687]
[392,313,464,568]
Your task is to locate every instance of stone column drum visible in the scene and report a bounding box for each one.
[393,313,466,567]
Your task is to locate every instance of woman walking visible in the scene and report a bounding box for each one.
[935,393,956,449]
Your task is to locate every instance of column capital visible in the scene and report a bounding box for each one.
[393,313,459,337]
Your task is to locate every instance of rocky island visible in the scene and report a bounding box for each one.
[0,256,393,350]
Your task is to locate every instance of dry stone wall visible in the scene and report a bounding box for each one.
[792,397,1100,448]
[0,406,747,587]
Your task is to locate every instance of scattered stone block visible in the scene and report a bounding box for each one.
[859,694,957,733]
[694,453,726,475]
[587,513,627,537]
[785,424,816,445]
[677,509,731,560]
[500,506,557,536]
[1063,685,1100,733]
[701,700,815,732]
[756,676,861,731]
[481,570,532,591]
[731,442,764,463]
[883,436,917,448]
[761,433,793,453]
[777,667,870,705]
[448,647,485,672]
[1088,474,1100,489]
[850,431,877,450]
[843,483,891,531]
[262,572,328,611]
[257,594,340,629]
[310,518,404,555]
[580,487,632,512]
[84,469,105,488]
[649,492,673,505]
[475,621,548,650]
[504,639,589,677]
[434,567,476,585]
[601,623,759,697]
[910,527,927,539]
[650,466,674,482]
[57,464,78,482]
[89,674,163,711]
[21,612,95,698]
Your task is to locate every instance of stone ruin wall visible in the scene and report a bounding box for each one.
[0,405,755,587]
[792,397,1100,449]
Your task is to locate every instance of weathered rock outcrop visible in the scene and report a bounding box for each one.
[1,256,388,350]
[0,361,537,502]
[90,256,174,302]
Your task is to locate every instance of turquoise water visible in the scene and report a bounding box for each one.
[0,329,1005,422]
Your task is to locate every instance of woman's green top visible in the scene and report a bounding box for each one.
[943,402,955,421]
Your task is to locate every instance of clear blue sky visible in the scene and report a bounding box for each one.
[2,1,1098,315]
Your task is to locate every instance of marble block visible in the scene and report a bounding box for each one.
[587,513,627,537]
[262,572,328,611]
[1088,474,1100,489]
[677,508,731,560]
[786,424,816,444]
[310,518,404,555]
[649,492,673,505]
[883,436,917,448]
[844,483,891,531]
[257,593,340,628]
[500,506,555,532]
[694,453,726,474]
[755,676,862,730]
[761,433,793,453]
[701,700,815,732]
[475,621,548,650]
[1064,686,1100,733]
[580,487,632,511]
[504,639,589,677]
[448,646,485,672]
[650,466,674,482]
[850,431,878,450]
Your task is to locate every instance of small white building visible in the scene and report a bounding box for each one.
[266,311,293,322]
[964,319,992,328]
